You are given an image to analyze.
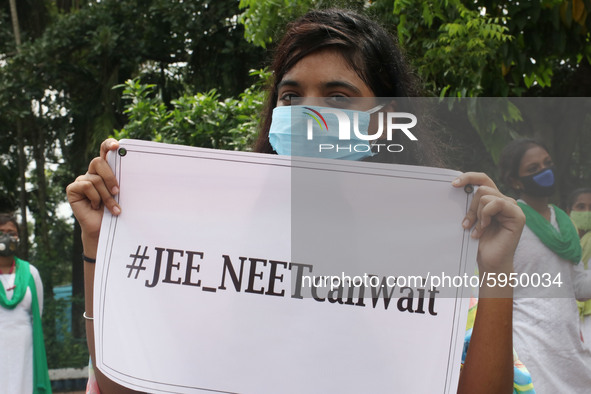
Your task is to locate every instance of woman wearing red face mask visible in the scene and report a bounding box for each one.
[499,139,591,393]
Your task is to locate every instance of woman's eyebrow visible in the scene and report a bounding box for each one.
[277,80,300,90]
[277,79,363,95]
[324,81,362,95]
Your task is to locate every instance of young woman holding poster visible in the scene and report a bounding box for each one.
[67,9,527,394]
[499,139,591,393]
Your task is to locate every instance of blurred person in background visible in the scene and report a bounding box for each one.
[499,139,591,393]
[0,211,51,393]
[567,187,591,343]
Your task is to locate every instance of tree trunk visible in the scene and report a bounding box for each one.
[32,120,53,286]
[10,0,29,259]
[16,121,29,259]
[71,220,84,338]
[9,0,22,47]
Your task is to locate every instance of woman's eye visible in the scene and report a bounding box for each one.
[279,93,298,104]
[325,95,352,108]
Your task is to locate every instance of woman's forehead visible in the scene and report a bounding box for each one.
[0,221,17,233]
[574,193,591,204]
[281,49,373,96]
[520,145,550,165]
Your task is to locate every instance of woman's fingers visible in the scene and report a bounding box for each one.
[67,175,102,210]
[472,195,502,238]
[100,138,119,160]
[88,156,120,197]
[452,172,524,276]
[66,139,122,222]
[87,172,120,215]
[470,193,524,237]
[93,139,120,194]
[459,185,506,230]
[472,196,525,277]
[454,172,497,229]
[452,172,513,230]
[452,172,497,190]
[67,173,120,215]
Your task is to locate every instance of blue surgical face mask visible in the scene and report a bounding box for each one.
[268,105,382,161]
[519,166,556,197]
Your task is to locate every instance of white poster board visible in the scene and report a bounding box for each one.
[95,139,477,393]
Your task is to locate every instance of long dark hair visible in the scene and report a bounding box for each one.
[498,138,550,194]
[253,8,442,166]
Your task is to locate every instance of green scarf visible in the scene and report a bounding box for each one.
[0,257,52,393]
[582,231,591,268]
[518,201,582,264]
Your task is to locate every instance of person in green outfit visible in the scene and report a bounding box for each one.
[0,211,51,393]
[499,139,591,393]
[567,188,591,343]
